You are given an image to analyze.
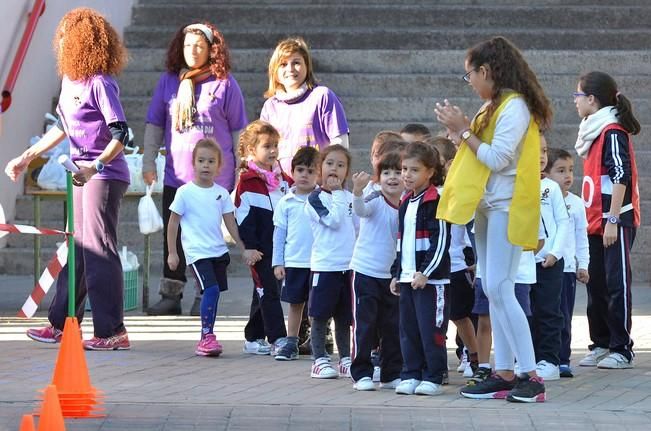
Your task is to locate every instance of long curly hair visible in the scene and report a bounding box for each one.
[165,22,230,79]
[53,8,127,80]
[264,37,317,98]
[467,36,553,135]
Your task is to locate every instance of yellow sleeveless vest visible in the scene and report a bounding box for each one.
[436,93,541,250]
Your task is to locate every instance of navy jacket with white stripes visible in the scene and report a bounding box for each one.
[391,185,451,282]
[233,170,293,257]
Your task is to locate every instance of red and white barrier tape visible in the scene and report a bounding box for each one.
[0,223,67,236]
[17,241,68,318]
[0,221,70,318]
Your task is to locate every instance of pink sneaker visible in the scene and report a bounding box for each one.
[195,334,223,357]
[83,330,130,351]
[26,326,63,344]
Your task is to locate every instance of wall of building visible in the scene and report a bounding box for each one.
[0,0,136,244]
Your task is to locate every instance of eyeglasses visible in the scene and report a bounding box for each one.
[572,92,587,98]
[462,70,475,83]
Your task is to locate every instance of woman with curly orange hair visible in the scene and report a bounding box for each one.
[5,8,132,350]
[142,22,247,315]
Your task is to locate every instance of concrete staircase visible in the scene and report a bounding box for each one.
[2,0,650,283]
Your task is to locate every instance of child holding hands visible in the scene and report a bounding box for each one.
[167,138,258,356]
[234,120,292,355]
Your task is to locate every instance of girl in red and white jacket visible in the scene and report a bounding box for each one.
[234,120,292,355]
[574,71,641,369]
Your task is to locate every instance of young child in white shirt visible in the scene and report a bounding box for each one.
[349,152,404,391]
[530,135,570,381]
[545,147,590,377]
[272,147,320,360]
[305,145,359,379]
[167,138,256,356]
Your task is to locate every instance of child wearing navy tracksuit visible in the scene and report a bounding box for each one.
[349,152,404,391]
[390,142,450,396]
[234,121,292,355]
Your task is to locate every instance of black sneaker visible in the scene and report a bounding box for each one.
[506,375,546,403]
[274,340,299,361]
[460,373,516,399]
[559,364,574,378]
[468,366,492,383]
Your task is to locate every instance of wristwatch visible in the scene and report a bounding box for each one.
[607,215,620,225]
[93,159,105,173]
[460,129,472,142]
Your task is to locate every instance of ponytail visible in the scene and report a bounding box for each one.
[579,71,641,135]
[615,93,641,136]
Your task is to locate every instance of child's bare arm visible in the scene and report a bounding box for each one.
[167,212,181,270]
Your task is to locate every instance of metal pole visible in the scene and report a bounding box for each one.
[66,172,75,317]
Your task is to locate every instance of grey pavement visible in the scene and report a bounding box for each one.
[1,274,650,430]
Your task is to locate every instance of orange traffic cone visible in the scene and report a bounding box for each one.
[37,385,66,431]
[38,317,104,418]
[18,414,35,431]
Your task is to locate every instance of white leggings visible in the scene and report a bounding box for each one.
[475,208,537,373]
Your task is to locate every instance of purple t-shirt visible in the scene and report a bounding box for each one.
[56,74,130,183]
[260,85,349,173]
[146,72,248,191]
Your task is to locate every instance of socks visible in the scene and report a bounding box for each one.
[479,362,491,369]
[200,284,220,337]
[334,314,351,358]
[310,318,328,359]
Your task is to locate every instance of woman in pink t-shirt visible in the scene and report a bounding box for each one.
[5,8,131,350]
[261,37,350,174]
[143,22,248,316]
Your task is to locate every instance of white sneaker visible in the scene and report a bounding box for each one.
[243,339,271,355]
[457,350,469,373]
[463,364,474,378]
[338,356,352,378]
[380,378,401,389]
[353,376,376,391]
[372,366,381,382]
[597,352,634,369]
[414,381,443,396]
[311,357,338,379]
[395,378,421,395]
[579,347,610,367]
[536,360,560,381]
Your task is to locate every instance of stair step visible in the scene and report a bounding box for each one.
[120,95,651,125]
[124,49,651,75]
[0,247,252,278]
[130,5,651,30]
[137,0,650,5]
[118,72,651,99]
[124,27,651,50]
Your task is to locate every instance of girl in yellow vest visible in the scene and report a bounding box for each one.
[435,36,553,403]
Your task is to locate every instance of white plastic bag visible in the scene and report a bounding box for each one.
[138,185,163,234]
[120,245,140,271]
[37,156,67,190]
[125,147,165,193]
[125,146,145,193]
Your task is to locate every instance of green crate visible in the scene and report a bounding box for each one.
[85,268,139,311]
[122,268,139,311]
